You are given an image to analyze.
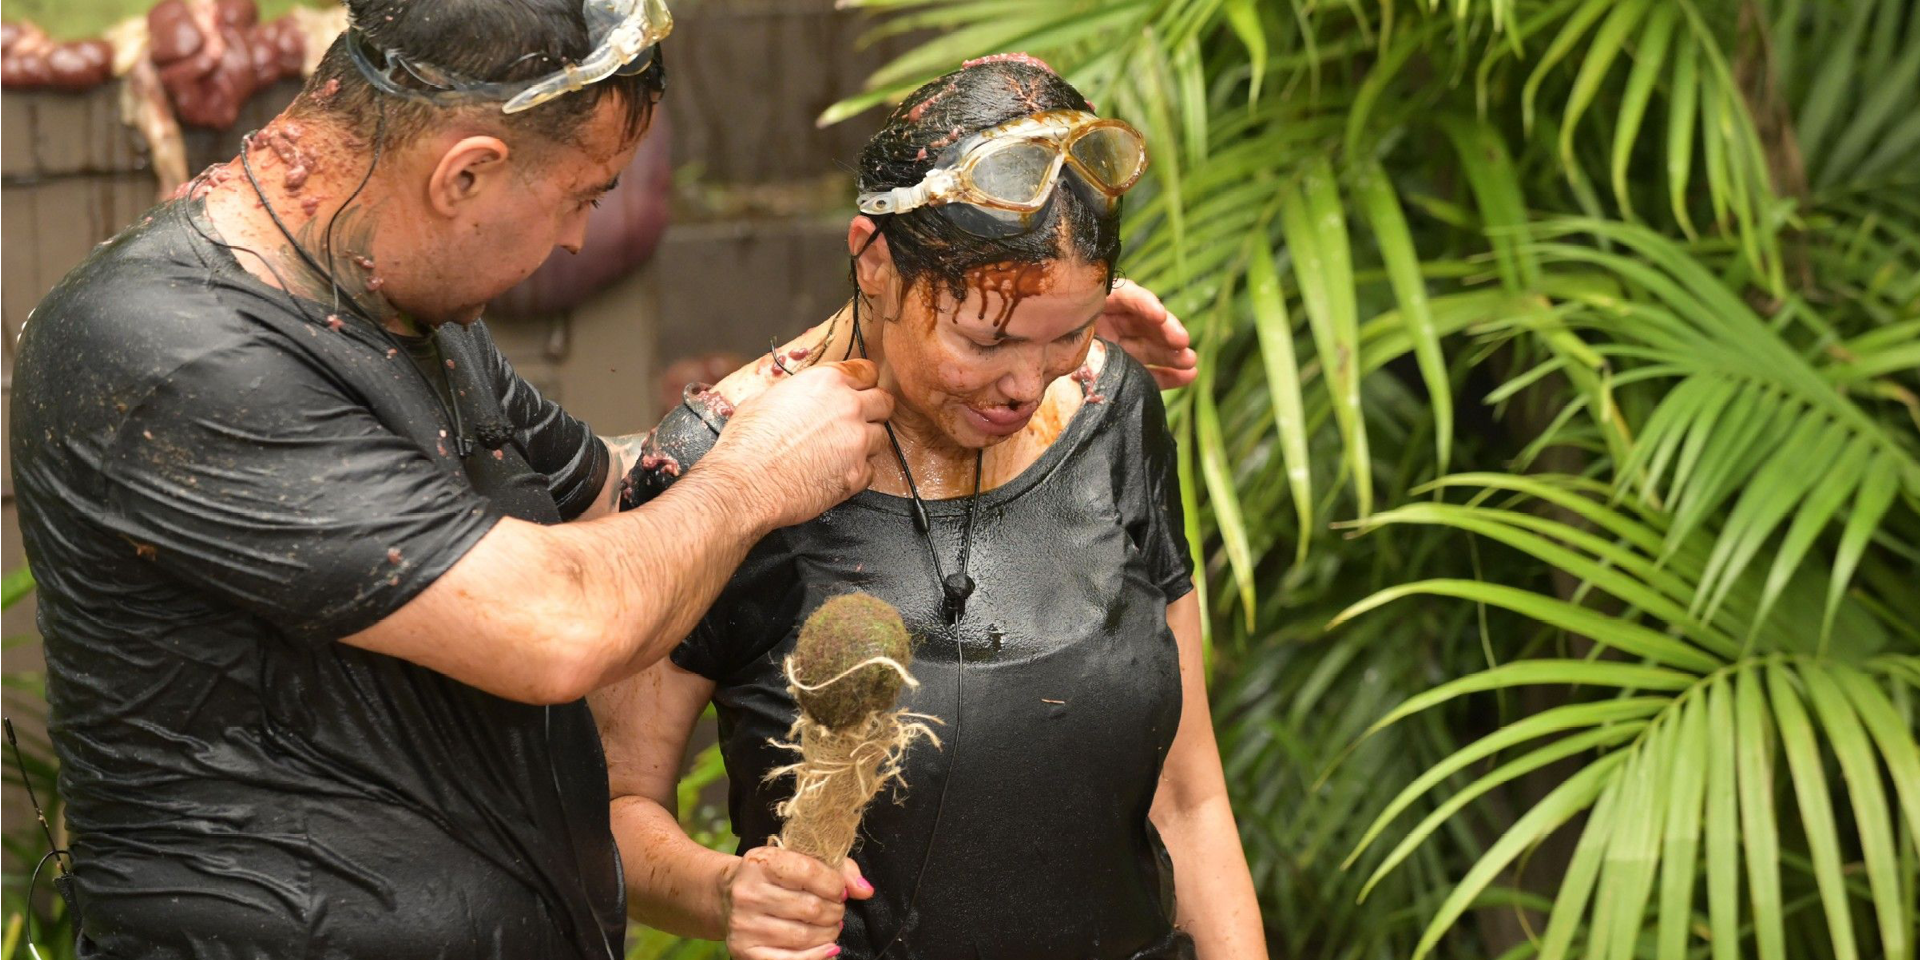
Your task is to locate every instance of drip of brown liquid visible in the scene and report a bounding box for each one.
[967,260,1051,332]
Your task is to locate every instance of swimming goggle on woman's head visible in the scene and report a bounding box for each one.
[346,0,672,115]
[857,110,1148,238]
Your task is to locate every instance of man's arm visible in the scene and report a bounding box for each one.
[342,361,891,704]
[573,432,649,523]
[1097,279,1197,389]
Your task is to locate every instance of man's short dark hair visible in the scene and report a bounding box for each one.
[296,0,661,151]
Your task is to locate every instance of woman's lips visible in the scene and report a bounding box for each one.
[962,400,1038,436]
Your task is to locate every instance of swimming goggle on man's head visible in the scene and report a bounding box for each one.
[857,109,1148,238]
[346,0,672,114]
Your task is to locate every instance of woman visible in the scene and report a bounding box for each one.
[595,57,1266,960]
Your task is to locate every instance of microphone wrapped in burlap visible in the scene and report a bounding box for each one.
[768,592,941,867]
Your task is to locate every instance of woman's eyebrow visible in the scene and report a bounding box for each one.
[990,312,1100,344]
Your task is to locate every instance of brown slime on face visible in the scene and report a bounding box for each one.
[967,260,1052,332]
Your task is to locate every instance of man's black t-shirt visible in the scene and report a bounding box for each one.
[8,199,622,960]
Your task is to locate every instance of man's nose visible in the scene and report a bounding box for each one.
[559,216,589,255]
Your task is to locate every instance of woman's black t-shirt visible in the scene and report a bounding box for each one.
[636,348,1196,960]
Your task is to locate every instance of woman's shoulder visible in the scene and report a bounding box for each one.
[1090,338,1169,428]
[707,316,844,408]
[617,384,734,507]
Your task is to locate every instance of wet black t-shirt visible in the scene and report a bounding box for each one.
[631,350,1196,960]
[7,200,621,960]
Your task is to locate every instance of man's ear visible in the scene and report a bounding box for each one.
[427,136,511,217]
[847,215,894,299]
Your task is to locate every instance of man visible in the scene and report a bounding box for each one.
[7,0,1196,957]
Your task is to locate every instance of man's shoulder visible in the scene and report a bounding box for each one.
[29,203,341,374]
[23,204,241,358]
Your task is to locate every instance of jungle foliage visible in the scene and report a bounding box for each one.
[822,0,1920,957]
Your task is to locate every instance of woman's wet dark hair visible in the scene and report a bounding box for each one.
[857,58,1122,305]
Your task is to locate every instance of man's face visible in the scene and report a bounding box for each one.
[400,96,646,325]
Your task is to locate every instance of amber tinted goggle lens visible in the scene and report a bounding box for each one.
[1068,125,1146,191]
[964,124,1144,208]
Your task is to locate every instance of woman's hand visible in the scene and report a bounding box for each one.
[1096,279,1198,389]
[718,846,874,960]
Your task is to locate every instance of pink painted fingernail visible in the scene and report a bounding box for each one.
[857,878,875,895]
[827,948,842,958]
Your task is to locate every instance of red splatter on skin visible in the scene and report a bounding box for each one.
[300,195,322,216]
[177,161,237,201]
[264,122,311,192]
[314,77,340,102]
[787,346,811,361]
[962,52,1056,74]
[967,260,1053,332]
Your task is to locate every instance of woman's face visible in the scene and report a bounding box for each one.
[878,256,1108,449]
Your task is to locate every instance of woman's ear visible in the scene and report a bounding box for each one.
[847,216,894,299]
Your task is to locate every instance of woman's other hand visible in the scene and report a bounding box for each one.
[718,846,874,960]
[1096,279,1198,389]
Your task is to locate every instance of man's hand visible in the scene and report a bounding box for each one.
[703,360,893,532]
[1098,279,1198,389]
[719,847,872,960]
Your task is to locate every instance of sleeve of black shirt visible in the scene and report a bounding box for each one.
[97,340,507,647]
[467,321,609,521]
[1117,356,1196,604]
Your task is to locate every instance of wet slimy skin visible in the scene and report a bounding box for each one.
[705,253,1109,500]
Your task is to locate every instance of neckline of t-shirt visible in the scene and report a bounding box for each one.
[176,199,400,349]
[848,343,1128,519]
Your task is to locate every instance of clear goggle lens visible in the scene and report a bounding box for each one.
[971,142,1058,206]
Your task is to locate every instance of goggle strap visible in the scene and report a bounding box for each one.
[857,173,948,216]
